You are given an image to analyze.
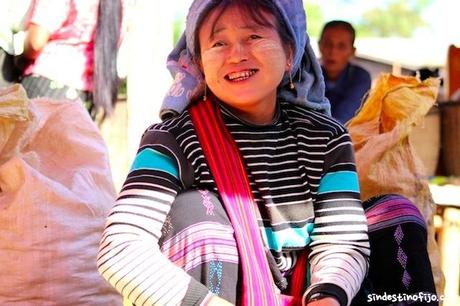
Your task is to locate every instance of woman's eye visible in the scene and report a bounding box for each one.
[249,34,262,40]
[212,41,225,48]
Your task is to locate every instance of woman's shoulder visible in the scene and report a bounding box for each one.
[349,63,371,82]
[146,110,193,132]
[141,110,194,143]
[281,102,347,136]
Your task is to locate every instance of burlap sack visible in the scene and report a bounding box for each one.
[347,74,444,295]
[0,85,121,305]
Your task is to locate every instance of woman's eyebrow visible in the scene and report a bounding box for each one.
[210,24,267,40]
[210,27,226,39]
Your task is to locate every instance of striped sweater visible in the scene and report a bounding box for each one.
[97,101,370,306]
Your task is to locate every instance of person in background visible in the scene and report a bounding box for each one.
[319,20,371,124]
[0,0,31,88]
[20,0,123,119]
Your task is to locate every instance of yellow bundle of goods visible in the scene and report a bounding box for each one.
[0,84,30,164]
[347,73,444,294]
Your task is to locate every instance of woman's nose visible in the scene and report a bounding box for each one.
[228,43,248,63]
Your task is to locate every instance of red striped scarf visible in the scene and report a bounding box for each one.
[190,99,305,306]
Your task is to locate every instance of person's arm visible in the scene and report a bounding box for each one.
[97,129,216,306]
[304,128,370,306]
[23,23,49,59]
[22,0,70,59]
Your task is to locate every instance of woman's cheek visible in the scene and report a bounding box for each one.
[201,49,224,84]
[251,40,287,63]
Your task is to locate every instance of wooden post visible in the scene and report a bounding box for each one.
[439,207,460,306]
[101,0,175,191]
[126,0,174,160]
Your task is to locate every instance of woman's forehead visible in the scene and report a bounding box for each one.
[201,5,276,35]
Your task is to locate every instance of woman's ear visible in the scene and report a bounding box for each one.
[285,45,294,71]
[194,56,204,73]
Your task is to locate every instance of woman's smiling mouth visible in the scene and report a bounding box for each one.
[225,69,258,82]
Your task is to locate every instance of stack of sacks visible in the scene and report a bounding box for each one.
[0,84,121,305]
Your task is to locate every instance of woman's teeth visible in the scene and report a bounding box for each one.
[227,70,256,81]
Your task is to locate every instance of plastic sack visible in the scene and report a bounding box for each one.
[347,74,439,205]
[347,73,444,294]
[0,85,121,305]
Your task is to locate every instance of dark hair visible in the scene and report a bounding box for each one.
[194,0,293,59]
[93,0,122,117]
[319,20,356,46]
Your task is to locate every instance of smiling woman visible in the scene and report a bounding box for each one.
[198,5,291,124]
[97,1,436,306]
[97,1,366,306]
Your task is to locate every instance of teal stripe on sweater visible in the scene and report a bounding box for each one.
[130,148,179,178]
[262,223,314,251]
[318,171,359,194]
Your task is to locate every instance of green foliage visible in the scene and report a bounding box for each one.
[304,2,324,38]
[355,0,435,38]
[173,18,185,45]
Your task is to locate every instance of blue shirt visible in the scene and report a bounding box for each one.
[322,63,371,124]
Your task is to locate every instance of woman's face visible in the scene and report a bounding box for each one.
[198,6,291,124]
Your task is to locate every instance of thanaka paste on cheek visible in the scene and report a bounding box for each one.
[251,39,287,66]
[201,49,222,86]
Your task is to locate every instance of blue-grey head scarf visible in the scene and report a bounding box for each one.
[160,0,330,120]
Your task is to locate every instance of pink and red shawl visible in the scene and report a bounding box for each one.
[190,98,306,306]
